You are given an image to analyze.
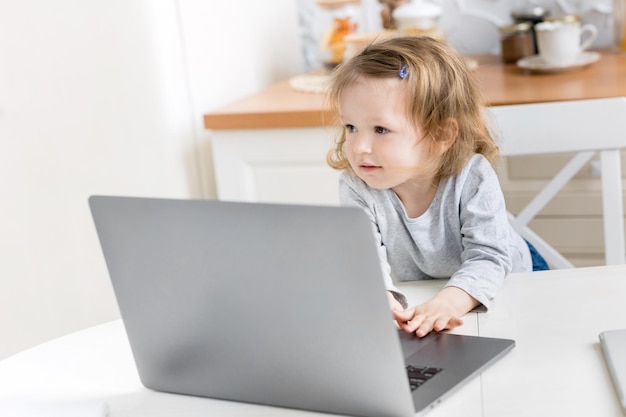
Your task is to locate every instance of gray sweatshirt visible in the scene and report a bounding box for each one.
[338,154,532,309]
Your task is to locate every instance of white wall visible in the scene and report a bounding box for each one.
[0,0,303,359]
[177,0,303,197]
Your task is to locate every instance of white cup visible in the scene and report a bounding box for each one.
[535,19,598,66]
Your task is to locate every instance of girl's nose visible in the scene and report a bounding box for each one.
[353,133,372,154]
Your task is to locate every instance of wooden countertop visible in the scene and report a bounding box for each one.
[203,79,333,130]
[476,51,626,105]
[204,50,626,130]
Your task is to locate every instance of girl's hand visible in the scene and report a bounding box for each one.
[392,287,478,337]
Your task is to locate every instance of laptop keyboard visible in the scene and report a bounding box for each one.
[406,365,443,391]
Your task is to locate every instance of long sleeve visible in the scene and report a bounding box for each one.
[336,155,532,310]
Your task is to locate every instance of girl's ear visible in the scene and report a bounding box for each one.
[436,118,459,155]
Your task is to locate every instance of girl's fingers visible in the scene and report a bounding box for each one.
[413,317,434,337]
[433,316,463,332]
[392,307,414,322]
[392,305,465,337]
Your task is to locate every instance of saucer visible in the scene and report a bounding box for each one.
[516,52,600,73]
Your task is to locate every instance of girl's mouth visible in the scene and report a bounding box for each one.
[359,164,381,172]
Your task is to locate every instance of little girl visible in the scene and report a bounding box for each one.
[326,36,544,337]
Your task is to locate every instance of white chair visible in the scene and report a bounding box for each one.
[488,97,626,269]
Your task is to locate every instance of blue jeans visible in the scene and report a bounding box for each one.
[525,240,550,271]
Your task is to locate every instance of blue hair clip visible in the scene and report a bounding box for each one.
[399,64,409,79]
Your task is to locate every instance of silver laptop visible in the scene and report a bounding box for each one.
[89,196,515,417]
[600,329,626,414]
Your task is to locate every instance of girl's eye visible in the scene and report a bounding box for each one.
[345,124,357,133]
[375,126,389,134]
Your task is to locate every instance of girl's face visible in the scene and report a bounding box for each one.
[338,77,435,191]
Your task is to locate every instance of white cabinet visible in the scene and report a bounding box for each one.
[211,127,341,206]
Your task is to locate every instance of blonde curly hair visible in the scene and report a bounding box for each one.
[326,36,498,180]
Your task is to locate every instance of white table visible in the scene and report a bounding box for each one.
[1,264,625,416]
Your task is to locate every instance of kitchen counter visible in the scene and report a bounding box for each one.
[203,79,331,129]
[204,50,626,130]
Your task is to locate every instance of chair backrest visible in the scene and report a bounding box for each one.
[487,97,626,268]
[489,97,626,156]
